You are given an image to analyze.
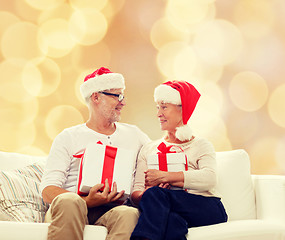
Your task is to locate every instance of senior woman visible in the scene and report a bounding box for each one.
[130,80,228,240]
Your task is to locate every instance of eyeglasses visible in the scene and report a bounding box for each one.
[99,91,125,102]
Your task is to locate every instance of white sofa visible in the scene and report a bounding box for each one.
[0,149,284,240]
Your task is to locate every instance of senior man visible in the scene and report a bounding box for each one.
[40,67,150,240]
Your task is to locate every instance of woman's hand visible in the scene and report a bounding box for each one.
[158,182,170,189]
[145,169,185,188]
[145,169,167,187]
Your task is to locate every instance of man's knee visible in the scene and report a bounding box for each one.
[111,205,139,222]
[51,192,87,214]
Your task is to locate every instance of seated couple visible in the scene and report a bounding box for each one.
[39,67,227,240]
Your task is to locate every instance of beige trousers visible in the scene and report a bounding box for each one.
[45,192,139,240]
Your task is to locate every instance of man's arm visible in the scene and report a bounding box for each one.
[42,185,69,204]
[42,179,125,208]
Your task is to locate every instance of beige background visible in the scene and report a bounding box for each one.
[0,0,284,175]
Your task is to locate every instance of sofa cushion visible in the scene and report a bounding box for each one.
[216,150,256,221]
[0,162,49,222]
[0,151,46,170]
[187,219,285,240]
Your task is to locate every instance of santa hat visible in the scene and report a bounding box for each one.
[80,67,125,100]
[154,80,201,141]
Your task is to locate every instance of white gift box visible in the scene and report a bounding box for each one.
[77,142,136,198]
[147,152,187,172]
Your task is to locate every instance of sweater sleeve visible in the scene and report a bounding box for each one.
[132,144,149,193]
[39,130,72,194]
[183,139,217,191]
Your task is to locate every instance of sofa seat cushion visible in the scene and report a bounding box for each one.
[0,162,48,222]
[187,220,285,240]
[0,222,108,240]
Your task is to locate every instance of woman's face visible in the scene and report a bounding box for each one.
[156,101,183,132]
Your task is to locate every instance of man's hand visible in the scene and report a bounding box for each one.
[83,179,125,208]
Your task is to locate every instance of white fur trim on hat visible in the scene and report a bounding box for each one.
[175,124,193,141]
[154,84,181,105]
[80,73,125,99]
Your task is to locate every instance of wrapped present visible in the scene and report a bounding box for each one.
[76,142,136,198]
[147,142,188,172]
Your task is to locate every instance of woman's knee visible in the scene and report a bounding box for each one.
[142,186,167,200]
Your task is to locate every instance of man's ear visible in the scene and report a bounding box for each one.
[91,92,100,103]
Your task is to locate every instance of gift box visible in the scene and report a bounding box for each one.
[147,152,188,172]
[147,143,188,191]
[147,142,188,172]
[76,142,136,198]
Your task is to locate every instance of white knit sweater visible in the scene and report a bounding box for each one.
[133,137,220,197]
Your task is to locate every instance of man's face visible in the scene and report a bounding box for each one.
[98,89,126,123]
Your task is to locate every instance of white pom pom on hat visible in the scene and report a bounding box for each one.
[154,80,201,141]
[80,67,125,100]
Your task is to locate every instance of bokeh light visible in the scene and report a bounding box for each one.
[69,0,108,11]
[0,11,20,40]
[229,71,268,112]
[150,18,189,50]
[21,62,42,97]
[268,84,285,128]
[37,3,73,24]
[233,0,275,40]
[249,137,279,174]
[24,0,65,11]
[173,46,197,81]
[71,43,111,72]
[276,137,285,173]
[0,0,284,175]
[166,0,215,32]
[156,41,188,78]
[1,22,44,60]
[0,59,35,103]
[193,19,243,65]
[0,121,36,152]
[22,57,61,97]
[45,105,84,140]
[69,8,108,46]
[38,18,76,58]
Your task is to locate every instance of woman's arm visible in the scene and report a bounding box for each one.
[145,169,184,187]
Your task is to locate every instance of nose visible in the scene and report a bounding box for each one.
[120,98,126,106]
[157,108,162,118]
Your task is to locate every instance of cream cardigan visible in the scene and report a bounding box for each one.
[132,137,220,197]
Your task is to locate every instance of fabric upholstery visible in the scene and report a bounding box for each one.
[0,162,49,222]
[216,150,256,221]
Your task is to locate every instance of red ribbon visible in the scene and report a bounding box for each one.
[157,142,175,171]
[156,142,188,171]
[100,145,117,191]
[74,150,86,195]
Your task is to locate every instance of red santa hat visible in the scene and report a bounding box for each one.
[154,80,201,141]
[80,67,125,100]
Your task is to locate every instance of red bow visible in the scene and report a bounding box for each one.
[157,142,176,154]
[156,142,188,172]
[156,142,176,171]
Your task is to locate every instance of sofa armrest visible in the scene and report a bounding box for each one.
[252,175,285,224]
